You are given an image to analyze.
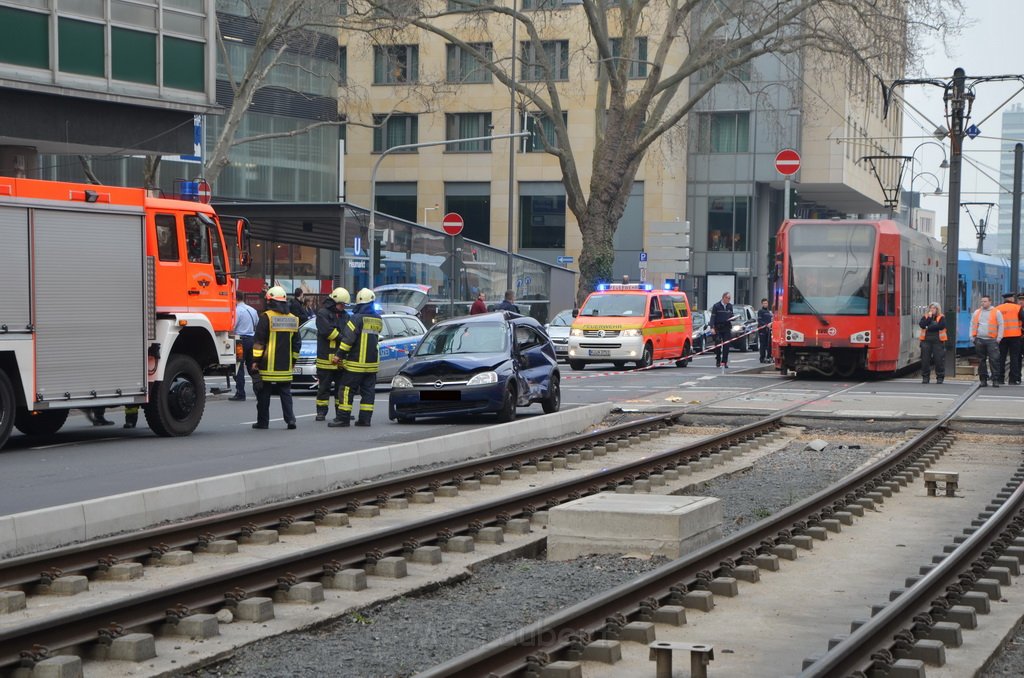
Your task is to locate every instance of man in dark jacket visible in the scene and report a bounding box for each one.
[314,288,350,421]
[252,286,301,430]
[289,288,310,322]
[329,288,383,427]
[918,302,947,384]
[710,292,734,368]
[496,290,520,313]
[757,298,773,363]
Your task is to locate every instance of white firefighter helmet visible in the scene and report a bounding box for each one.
[355,288,375,304]
[265,286,287,302]
[329,287,351,304]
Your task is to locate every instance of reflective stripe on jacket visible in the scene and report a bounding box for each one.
[918,313,948,342]
[316,299,348,370]
[253,310,301,381]
[996,302,1022,338]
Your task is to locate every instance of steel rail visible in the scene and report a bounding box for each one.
[800,452,1024,676]
[0,377,797,592]
[0,409,793,670]
[415,383,980,678]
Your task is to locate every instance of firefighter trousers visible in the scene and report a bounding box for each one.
[316,368,344,412]
[256,381,295,427]
[339,370,377,423]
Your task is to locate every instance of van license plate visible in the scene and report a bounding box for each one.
[589,349,611,356]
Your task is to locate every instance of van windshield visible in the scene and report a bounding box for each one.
[578,294,647,317]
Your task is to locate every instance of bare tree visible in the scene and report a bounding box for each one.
[350,0,964,303]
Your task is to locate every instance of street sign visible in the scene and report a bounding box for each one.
[556,255,574,265]
[639,251,648,262]
[441,212,464,236]
[195,179,211,204]
[525,276,532,285]
[639,251,648,270]
[353,236,363,256]
[774,149,801,176]
[966,124,981,140]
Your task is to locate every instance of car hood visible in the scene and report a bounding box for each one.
[401,352,510,376]
[546,326,570,338]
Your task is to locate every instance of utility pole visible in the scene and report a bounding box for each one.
[941,68,967,378]
[1012,143,1023,294]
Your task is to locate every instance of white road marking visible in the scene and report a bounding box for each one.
[31,437,124,450]
[241,413,318,425]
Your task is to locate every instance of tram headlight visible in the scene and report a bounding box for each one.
[784,329,805,342]
[850,331,872,344]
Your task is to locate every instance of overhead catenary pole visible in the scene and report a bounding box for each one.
[942,67,967,377]
[1012,143,1023,294]
[505,10,518,292]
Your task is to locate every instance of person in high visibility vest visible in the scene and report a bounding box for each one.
[995,292,1024,385]
[328,288,383,427]
[918,302,947,384]
[970,295,1004,387]
[314,287,350,421]
[251,286,301,429]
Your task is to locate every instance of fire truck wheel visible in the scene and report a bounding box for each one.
[145,354,206,437]
[0,371,15,450]
[637,343,654,369]
[14,408,69,436]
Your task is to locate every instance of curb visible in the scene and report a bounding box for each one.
[0,404,614,558]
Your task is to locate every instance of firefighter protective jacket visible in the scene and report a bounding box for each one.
[336,303,382,373]
[315,298,348,370]
[253,309,301,382]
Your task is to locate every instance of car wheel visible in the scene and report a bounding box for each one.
[496,383,517,423]
[675,341,692,368]
[612,361,626,370]
[637,342,653,369]
[541,375,561,414]
[14,408,69,436]
[569,360,586,371]
[144,354,205,437]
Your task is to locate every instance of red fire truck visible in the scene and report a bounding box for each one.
[0,178,250,450]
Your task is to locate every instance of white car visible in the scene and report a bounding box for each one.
[544,309,573,359]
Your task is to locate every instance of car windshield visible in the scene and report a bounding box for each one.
[693,313,705,329]
[788,223,875,316]
[578,294,647,317]
[299,321,316,341]
[549,310,573,327]
[415,321,508,356]
[376,288,427,309]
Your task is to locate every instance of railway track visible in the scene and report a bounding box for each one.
[0,381,860,674]
[415,384,1005,678]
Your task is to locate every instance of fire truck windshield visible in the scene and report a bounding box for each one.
[788,223,875,316]
[578,294,647,317]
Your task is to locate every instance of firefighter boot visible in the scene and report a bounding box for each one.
[315,404,328,422]
[124,407,139,429]
[355,412,372,427]
[327,414,351,428]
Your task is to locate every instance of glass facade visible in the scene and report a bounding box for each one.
[220,203,575,325]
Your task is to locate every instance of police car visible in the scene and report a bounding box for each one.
[293,313,427,387]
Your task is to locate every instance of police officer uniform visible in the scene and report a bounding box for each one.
[328,289,382,427]
[252,286,301,429]
[315,288,350,421]
[756,300,773,363]
[710,293,734,368]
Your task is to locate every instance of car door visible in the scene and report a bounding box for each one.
[513,324,551,403]
[183,213,233,331]
[376,317,400,381]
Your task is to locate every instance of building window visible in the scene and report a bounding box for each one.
[446,43,493,83]
[697,41,752,82]
[0,6,49,69]
[520,194,566,249]
[520,40,569,81]
[163,37,205,91]
[608,37,648,78]
[375,182,417,223]
[112,27,157,84]
[339,45,347,85]
[707,196,749,252]
[374,44,419,84]
[446,113,493,152]
[448,0,494,8]
[58,17,104,77]
[696,112,749,153]
[524,112,566,152]
[373,114,418,152]
[445,182,491,243]
[522,0,568,8]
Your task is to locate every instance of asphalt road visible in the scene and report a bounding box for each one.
[1,349,1012,516]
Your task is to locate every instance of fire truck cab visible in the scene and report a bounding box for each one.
[567,283,694,370]
[0,177,249,450]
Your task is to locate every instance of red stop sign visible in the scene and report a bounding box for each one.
[441,212,464,236]
[196,179,212,204]
[774,149,801,176]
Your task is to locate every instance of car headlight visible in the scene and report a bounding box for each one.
[732,325,744,334]
[570,328,583,337]
[466,371,498,386]
[391,375,413,389]
[621,329,641,337]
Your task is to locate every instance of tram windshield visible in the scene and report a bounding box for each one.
[787,224,876,316]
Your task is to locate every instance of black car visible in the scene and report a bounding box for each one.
[388,311,561,423]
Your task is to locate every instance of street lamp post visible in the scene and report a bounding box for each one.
[908,171,944,232]
[422,204,439,228]
[905,140,948,230]
[368,132,531,287]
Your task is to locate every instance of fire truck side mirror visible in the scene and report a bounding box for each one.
[232,217,252,274]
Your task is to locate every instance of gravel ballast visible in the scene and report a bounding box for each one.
[191,435,882,677]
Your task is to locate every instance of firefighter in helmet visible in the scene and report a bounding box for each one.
[328,288,382,427]
[315,287,351,421]
[251,285,301,429]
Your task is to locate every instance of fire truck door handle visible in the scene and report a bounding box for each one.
[188,290,201,295]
